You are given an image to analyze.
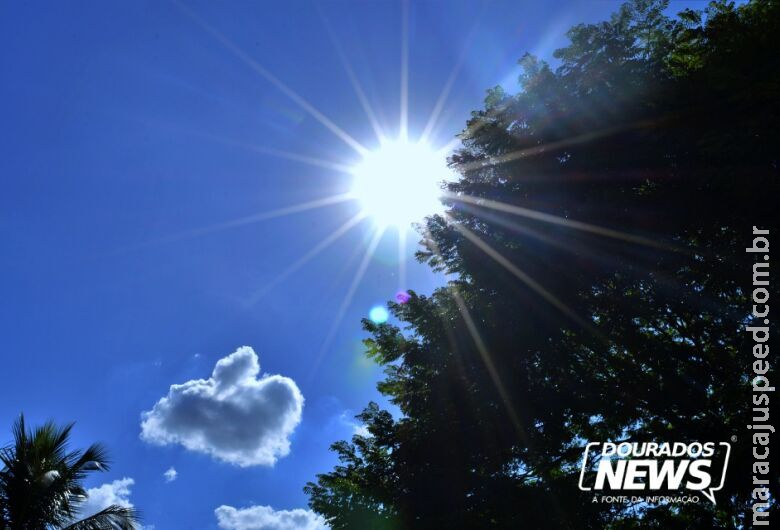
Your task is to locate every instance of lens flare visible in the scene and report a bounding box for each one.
[368,305,390,324]
[395,291,411,304]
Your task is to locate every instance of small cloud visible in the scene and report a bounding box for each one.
[215,505,327,530]
[140,346,304,467]
[353,424,371,437]
[78,478,135,519]
[163,466,177,483]
[338,411,372,438]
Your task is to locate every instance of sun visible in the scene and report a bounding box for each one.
[349,139,450,230]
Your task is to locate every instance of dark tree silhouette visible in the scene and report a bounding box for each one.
[0,415,140,530]
[306,1,778,528]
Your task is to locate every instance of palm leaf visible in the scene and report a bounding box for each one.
[0,414,142,529]
[63,504,140,530]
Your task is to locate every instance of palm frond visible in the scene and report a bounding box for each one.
[0,414,130,529]
[62,505,140,530]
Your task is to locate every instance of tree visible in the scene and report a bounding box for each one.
[306,1,778,528]
[0,415,140,530]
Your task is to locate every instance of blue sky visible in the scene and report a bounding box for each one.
[0,1,705,528]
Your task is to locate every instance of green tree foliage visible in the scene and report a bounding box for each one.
[306,1,778,528]
[0,415,140,530]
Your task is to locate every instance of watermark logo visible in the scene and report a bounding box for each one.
[578,442,731,505]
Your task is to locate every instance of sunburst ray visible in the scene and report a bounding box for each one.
[398,228,408,292]
[246,212,367,305]
[447,192,674,251]
[452,118,662,174]
[195,130,353,173]
[399,0,410,141]
[419,20,482,144]
[421,229,528,442]
[309,227,385,378]
[127,193,353,253]
[449,218,590,329]
[319,9,386,143]
[173,0,368,156]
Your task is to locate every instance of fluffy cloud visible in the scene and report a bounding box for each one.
[163,467,177,482]
[78,478,135,518]
[140,346,304,467]
[215,505,327,530]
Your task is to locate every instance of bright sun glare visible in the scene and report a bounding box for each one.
[350,139,450,229]
[163,3,660,363]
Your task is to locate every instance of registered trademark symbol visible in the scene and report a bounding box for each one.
[731,435,737,442]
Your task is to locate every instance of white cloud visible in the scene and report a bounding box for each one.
[140,346,304,467]
[352,424,371,437]
[163,466,178,482]
[215,505,327,530]
[337,411,371,438]
[78,478,135,519]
